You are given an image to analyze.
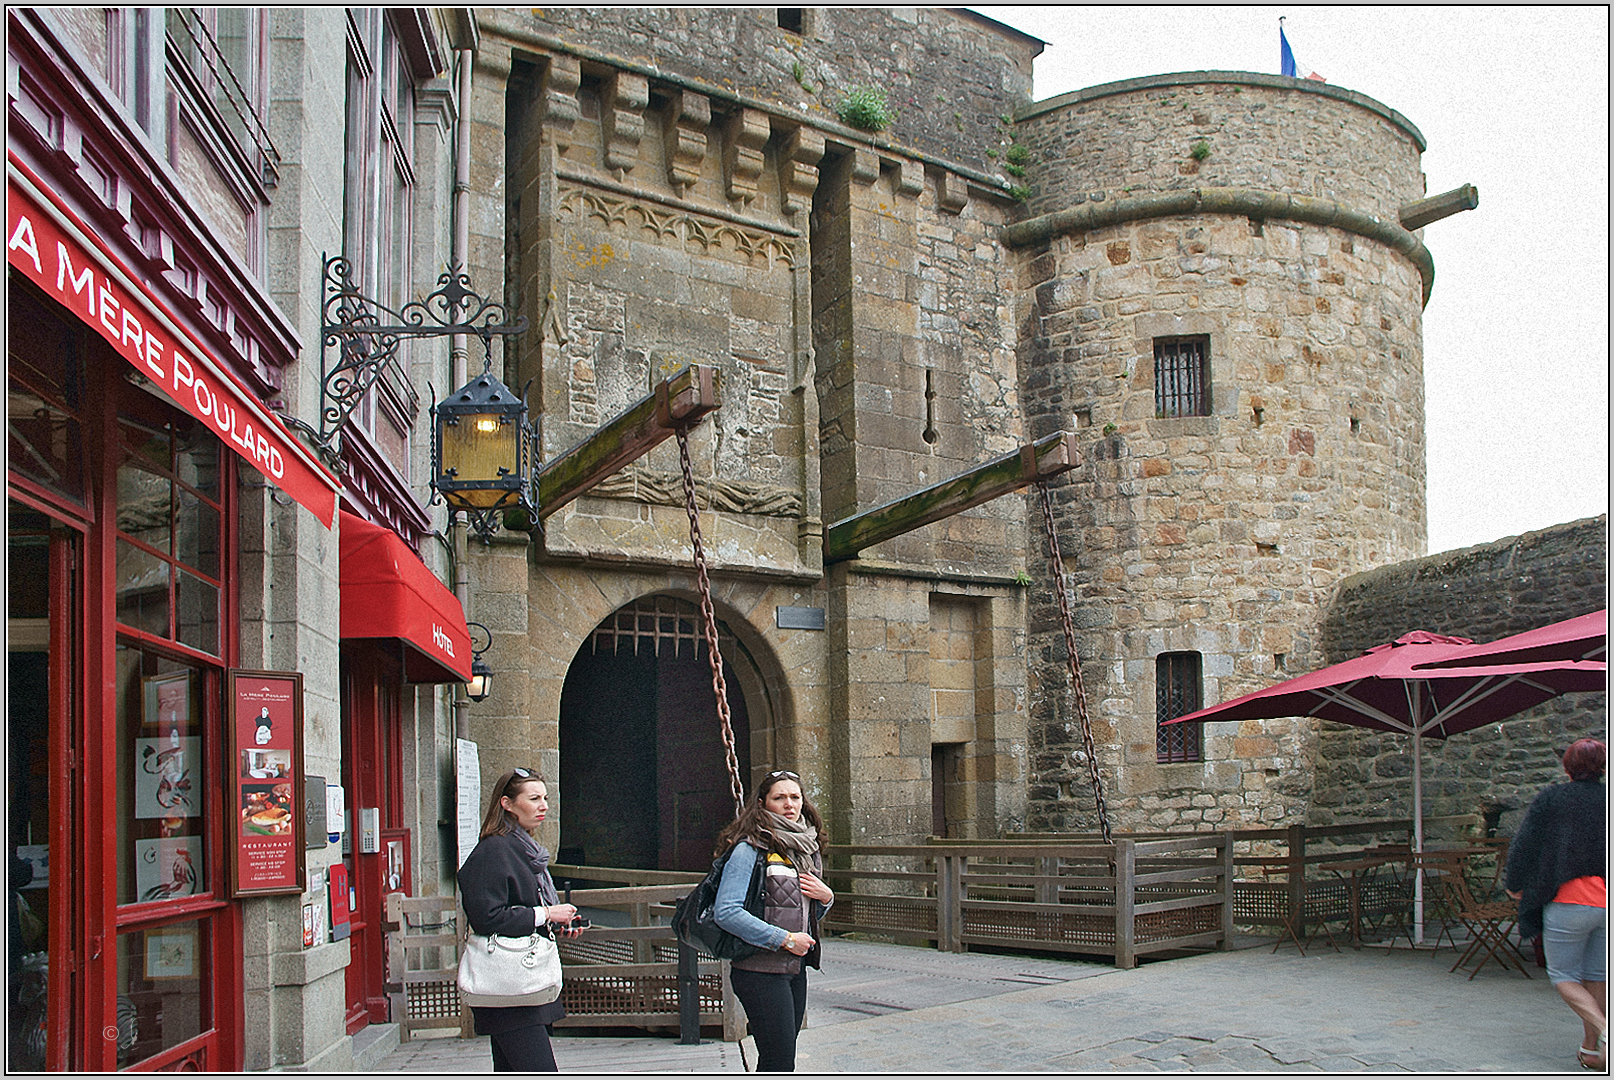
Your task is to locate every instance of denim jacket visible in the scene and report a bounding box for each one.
[712,840,832,950]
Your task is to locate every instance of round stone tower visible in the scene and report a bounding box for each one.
[1007,72,1432,831]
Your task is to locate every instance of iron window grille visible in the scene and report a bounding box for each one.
[1154,336,1210,418]
[1156,651,1204,763]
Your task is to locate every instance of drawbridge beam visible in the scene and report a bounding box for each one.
[536,365,720,518]
[823,430,1082,563]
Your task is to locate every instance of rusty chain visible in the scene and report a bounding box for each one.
[1037,481,1112,844]
[676,427,747,821]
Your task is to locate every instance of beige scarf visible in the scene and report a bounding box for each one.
[760,809,819,857]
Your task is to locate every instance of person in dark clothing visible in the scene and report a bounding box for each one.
[711,770,834,1072]
[1506,738,1606,1070]
[457,768,581,1072]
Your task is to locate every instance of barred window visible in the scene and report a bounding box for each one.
[1156,652,1203,763]
[1154,336,1210,418]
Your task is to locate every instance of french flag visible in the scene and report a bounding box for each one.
[1280,21,1327,82]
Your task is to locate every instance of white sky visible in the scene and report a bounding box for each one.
[975,5,1610,556]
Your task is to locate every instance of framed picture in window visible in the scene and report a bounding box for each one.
[144,926,198,981]
[142,671,192,733]
[227,670,305,897]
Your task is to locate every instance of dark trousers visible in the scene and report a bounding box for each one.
[730,966,808,1072]
[489,1022,557,1072]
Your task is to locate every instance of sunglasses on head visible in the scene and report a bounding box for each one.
[511,767,538,780]
[766,770,800,781]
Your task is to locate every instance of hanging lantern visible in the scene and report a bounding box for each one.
[431,363,537,539]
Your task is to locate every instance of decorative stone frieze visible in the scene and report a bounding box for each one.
[555,183,797,268]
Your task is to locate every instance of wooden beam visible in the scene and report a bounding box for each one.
[823,430,1081,563]
[536,364,720,518]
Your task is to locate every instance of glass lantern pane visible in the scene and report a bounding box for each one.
[439,413,521,509]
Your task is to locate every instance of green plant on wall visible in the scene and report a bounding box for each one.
[1008,185,1033,202]
[791,60,816,94]
[1013,569,1033,586]
[1190,139,1212,161]
[837,85,897,132]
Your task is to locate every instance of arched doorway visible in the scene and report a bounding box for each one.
[559,596,754,874]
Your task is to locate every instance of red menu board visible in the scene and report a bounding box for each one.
[227,670,306,896]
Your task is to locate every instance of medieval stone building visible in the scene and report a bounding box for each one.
[449,6,1554,868]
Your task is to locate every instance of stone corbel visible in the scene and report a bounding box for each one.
[848,147,880,187]
[663,89,710,194]
[778,126,824,214]
[892,157,924,199]
[937,169,969,214]
[603,71,649,178]
[543,53,581,151]
[724,108,770,206]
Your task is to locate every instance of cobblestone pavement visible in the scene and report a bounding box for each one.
[372,936,1574,1073]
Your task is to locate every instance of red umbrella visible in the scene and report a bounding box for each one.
[1411,609,1606,669]
[1164,630,1608,941]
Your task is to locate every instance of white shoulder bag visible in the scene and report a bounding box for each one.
[457,927,562,1007]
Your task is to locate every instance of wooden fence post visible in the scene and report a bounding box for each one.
[1114,839,1136,969]
[677,939,701,1044]
[1286,823,1305,931]
[938,853,965,952]
[1219,830,1236,950]
[1036,855,1058,905]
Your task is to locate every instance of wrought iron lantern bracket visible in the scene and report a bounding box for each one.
[281,255,529,462]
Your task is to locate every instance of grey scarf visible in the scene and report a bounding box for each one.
[513,828,560,907]
[761,810,820,857]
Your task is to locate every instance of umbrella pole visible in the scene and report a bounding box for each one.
[1412,725,1425,945]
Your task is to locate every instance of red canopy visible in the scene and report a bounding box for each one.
[339,511,473,683]
[1411,609,1607,669]
[1166,630,1606,739]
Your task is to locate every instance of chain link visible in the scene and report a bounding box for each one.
[1037,482,1112,844]
[677,428,747,821]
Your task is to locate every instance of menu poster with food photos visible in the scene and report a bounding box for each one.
[228,670,306,896]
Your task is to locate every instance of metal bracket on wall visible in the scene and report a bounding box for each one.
[277,255,529,464]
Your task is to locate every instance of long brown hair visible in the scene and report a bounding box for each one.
[480,768,544,838]
[713,770,824,856]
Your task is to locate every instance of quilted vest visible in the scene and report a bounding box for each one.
[732,848,821,974]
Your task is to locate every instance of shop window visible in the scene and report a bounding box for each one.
[114,398,227,656]
[1154,336,1210,418]
[7,282,87,507]
[115,920,209,1066]
[1156,651,1203,763]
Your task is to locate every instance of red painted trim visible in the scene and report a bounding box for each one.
[7,159,342,527]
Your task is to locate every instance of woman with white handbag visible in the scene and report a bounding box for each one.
[458,768,582,1071]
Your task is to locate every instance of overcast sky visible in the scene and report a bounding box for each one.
[975,5,1609,556]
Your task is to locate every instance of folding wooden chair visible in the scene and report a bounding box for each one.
[1384,852,1464,953]
[1440,870,1532,980]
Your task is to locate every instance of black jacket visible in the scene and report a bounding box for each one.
[1504,777,1606,940]
[457,830,565,1030]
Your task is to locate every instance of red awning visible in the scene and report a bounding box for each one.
[339,511,473,683]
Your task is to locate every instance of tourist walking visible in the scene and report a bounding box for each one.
[1506,738,1607,1070]
[458,768,582,1071]
[712,770,835,1072]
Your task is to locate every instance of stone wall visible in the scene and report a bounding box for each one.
[1313,515,1608,836]
[514,6,1038,176]
[1011,74,1431,833]
[1017,72,1427,224]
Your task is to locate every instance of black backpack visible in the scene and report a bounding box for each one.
[672,846,765,961]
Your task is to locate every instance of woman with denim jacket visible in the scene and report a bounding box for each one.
[712,770,834,1072]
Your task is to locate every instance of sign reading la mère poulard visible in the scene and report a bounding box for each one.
[228,670,306,897]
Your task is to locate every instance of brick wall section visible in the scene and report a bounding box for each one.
[1013,75,1430,833]
[1314,515,1608,836]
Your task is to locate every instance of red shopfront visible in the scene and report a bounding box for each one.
[335,510,471,1032]
[7,165,340,1070]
